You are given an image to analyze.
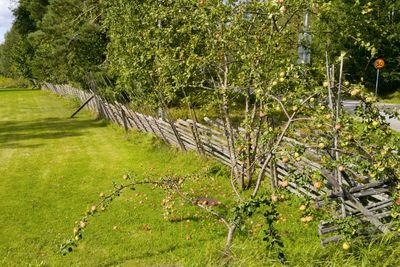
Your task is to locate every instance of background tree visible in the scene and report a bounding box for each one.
[0,0,50,78]
[0,0,106,87]
[312,0,400,94]
[0,27,32,77]
[27,0,107,85]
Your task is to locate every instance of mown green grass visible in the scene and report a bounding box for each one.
[0,88,225,266]
[0,88,399,266]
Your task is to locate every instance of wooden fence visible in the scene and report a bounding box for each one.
[42,82,395,244]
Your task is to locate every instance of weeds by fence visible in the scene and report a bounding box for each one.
[42,82,395,245]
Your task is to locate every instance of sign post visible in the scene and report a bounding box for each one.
[373,58,385,96]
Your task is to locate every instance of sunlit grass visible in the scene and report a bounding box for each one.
[0,88,226,266]
[380,90,400,104]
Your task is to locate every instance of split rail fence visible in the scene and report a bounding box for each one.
[42,83,395,244]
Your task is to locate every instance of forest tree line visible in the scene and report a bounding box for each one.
[0,0,399,105]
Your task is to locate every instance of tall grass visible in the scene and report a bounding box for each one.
[380,90,400,104]
[0,76,30,88]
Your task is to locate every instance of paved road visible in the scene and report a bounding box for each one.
[343,100,400,132]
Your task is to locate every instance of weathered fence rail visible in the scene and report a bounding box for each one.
[42,83,395,245]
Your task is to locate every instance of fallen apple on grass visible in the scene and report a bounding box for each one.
[313,181,322,189]
[342,242,350,250]
[299,205,307,211]
[280,180,289,188]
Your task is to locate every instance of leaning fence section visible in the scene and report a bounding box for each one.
[42,82,394,245]
[42,82,233,166]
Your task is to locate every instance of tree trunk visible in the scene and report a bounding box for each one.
[222,224,237,258]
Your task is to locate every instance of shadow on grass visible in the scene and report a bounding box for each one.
[167,216,201,223]
[0,143,44,149]
[0,117,108,148]
[102,245,181,267]
[0,88,35,93]
[104,236,224,267]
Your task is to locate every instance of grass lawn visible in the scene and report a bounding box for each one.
[0,88,399,266]
[380,90,400,104]
[0,88,226,266]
